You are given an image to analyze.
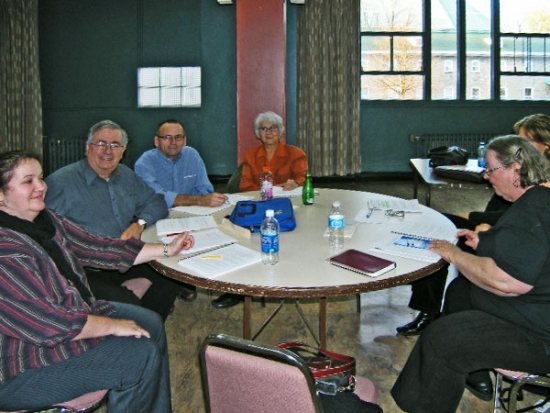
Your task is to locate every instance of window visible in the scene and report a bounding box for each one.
[471,87,481,99]
[500,87,507,99]
[137,67,201,108]
[444,86,455,99]
[360,0,550,101]
[524,87,533,99]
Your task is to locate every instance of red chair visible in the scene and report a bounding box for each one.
[200,333,378,413]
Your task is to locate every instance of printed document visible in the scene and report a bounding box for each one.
[156,215,217,236]
[171,194,253,216]
[371,223,458,263]
[177,243,262,279]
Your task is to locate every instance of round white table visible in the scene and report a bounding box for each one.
[143,188,455,347]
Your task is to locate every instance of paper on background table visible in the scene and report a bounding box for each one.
[367,199,422,212]
[161,228,238,255]
[171,194,253,216]
[177,243,262,279]
[156,215,217,236]
[272,186,320,198]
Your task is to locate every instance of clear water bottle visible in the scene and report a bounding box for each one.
[261,209,279,265]
[478,142,487,168]
[260,167,273,200]
[328,201,344,249]
[302,171,314,205]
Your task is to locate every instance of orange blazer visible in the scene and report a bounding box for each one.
[240,143,308,191]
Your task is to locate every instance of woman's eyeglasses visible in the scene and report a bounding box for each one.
[259,126,279,133]
[484,165,505,176]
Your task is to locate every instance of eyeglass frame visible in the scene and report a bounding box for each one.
[259,126,279,133]
[88,141,125,151]
[483,165,505,177]
[156,134,186,142]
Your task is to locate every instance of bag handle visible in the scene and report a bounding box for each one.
[276,341,355,378]
[236,202,257,218]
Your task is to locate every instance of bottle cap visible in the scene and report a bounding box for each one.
[333,201,340,207]
[266,209,274,217]
[262,166,270,172]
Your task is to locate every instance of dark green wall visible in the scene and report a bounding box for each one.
[39,1,549,176]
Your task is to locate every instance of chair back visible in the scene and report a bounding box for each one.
[200,334,322,413]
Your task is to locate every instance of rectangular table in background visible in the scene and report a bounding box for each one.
[410,158,486,206]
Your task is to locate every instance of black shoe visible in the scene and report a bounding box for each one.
[465,370,493,401]
[177,286,197,302]
[211,293,243,309]
[396,312,439,336]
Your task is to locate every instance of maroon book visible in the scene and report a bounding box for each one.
[328,249,396,277]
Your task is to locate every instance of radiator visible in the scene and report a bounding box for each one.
[409,133,503,158]
[44,137,86,176]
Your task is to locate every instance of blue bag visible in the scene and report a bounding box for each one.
[229,198,296,233]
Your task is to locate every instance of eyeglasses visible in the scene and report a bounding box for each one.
[88,141,125,151]
[385,210,405,217]
[484,165,505,176]
[259,126,279,133]
[157,134,186,142]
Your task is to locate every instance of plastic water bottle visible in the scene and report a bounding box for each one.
[478,142,487,168]
[302,171,314,205]
[260,167,273,200]
[328,201,344,249]
[261,209,279,265]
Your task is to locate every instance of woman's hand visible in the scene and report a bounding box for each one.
[428,240,461,262]
[456,229,480,250]
[167,232,195,256]
[279,179,298,191]
[133,232,195,265]
[73,315,150,340]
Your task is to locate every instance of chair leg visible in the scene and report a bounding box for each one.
[356,294,361,313]
[494,371,503,413]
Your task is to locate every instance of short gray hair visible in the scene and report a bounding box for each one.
[253,111,285,139]
[87,120,129,147]
[487,134,550,187]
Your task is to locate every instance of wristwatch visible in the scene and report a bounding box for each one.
[136,218,147,227]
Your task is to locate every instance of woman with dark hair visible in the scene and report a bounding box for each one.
[0,150,194,412]
[392,135,550,413]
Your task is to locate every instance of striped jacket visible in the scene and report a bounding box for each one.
[0,210,143,384]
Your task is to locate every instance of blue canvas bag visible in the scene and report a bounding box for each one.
[229,198,296,233]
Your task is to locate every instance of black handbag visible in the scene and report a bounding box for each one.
[427,146,469,167]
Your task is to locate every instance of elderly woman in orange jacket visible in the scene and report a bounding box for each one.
[240,111,308,192]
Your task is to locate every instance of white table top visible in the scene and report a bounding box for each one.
[142,188,455,298]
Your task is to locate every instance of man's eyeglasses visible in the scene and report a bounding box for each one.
[259,126,279,133]
[88,141,125,151]
[157,134,186,142]
[484,165,505,177]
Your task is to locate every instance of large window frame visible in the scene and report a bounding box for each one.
[360,0,550,101]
